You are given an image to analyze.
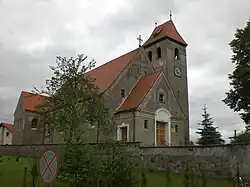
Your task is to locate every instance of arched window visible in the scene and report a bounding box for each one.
[31,118,38,129]
[157,47,162,59]
[148,51,152,62]
[158,93,165,103]
[174,48,179,60]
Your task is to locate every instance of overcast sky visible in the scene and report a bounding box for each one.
[0,0,249,142]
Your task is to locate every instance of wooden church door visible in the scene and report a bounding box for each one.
[156,121,166,145]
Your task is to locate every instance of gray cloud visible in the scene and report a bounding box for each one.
[87,0,176,57]
[0,0,249,143]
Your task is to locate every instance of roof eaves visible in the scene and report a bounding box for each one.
[143,35,187,49]
[115,107,136,114]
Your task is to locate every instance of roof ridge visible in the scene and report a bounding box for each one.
[155,20,171,30]
[86,48,138,75]
[22,90,39,95]
[86,48,138,93]
[22,90,48,98]
[150,20,171,37]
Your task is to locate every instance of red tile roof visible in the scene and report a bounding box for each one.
[21,91,46,112]
[1,123,13,132]
[86,49,137,92]
[144,20,187,46]
[20,50,138,112]
[117,71,161,112]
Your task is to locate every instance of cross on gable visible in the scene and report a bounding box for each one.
[137,35,143,47]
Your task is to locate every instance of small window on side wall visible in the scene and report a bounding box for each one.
[121,89,125,98]
[174,48,179,60]
[6,132,9,137]
[144,120,148,129]
[157,47,162,59]
[158,93,165,103]
[148,51,152,62]
[31,118,38,129]
[175,125,179,134]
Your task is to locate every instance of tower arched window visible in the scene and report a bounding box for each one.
[157,47,162,59]
[148,51,152,62]
[158,93,165,103]
[174,48,179,60]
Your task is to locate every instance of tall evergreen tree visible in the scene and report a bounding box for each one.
[196,106,225,145]
[223,20,250,126]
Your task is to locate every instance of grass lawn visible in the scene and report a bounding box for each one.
[146,171,234,187]
[0,156,234,187]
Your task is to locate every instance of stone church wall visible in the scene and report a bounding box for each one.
[1,143,250,178]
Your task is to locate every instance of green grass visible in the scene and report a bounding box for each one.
[0,156,234,187]
[146,170,234,187]
[0,156,66,187]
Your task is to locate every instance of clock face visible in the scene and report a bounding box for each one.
[174,67,182,77]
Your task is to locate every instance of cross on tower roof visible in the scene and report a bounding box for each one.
[137,35,143,47]
[170,10,172,20]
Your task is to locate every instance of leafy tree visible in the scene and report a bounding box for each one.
[196,106,225,145]
[35,54,111,144]
[35,54,137,187]
[34,54,112,186]
[231,130,250,144]
[189,141,194,145]
[223,20,250,126]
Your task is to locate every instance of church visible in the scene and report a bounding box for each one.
[12,17,190,146]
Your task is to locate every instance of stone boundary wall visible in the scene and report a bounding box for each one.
[138,144,250,178]
[1,143,250,178]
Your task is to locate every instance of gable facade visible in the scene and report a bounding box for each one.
[12,91,47,145]
[0,123,13,145]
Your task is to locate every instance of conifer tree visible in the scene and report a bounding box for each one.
[196,106,225,145]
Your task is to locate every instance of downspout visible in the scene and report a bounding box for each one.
[132,109,136,142]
